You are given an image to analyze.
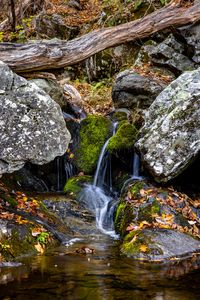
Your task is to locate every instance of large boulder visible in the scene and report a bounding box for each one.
[136,68,200,182]
[0,61,71,174]
[112,70,166,110]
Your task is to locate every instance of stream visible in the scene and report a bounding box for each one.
[1,233,200,299]
[1,124,200,299]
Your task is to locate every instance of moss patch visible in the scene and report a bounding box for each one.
[138,200,161,223]
[130,181,145,198]
[112,111,128,122]
[63,175,92,197]
[120,229,163,258]
[107,121,138,153]
[74,115,111,173]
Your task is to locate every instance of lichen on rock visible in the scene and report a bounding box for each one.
[136,68,200,182]
[0,61,71,174]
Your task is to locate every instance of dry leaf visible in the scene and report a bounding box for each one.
[140,244,148,253]
[34,243,44,254]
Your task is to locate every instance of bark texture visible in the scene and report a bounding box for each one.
[0,2,200,72]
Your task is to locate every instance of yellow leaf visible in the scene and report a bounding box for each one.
[140,244,148,252]
[34,243,44,254]
[139,221,151,228]
[69,153,74,159]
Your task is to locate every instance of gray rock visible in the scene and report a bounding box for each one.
[177,23,200,64]
[0,61,71,174]
[112,70,166,110]
[136,68,200,182]
[33,13,79,40]
[30,78,66,108]
[13,167,49,192]
[129,229,200,261]
[147,34,196,75]
[42,195,97,236]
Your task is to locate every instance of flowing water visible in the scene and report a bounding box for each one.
[80,122,118,238]
[121,150,144,195]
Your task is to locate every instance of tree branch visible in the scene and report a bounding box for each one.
[0,1,200,73]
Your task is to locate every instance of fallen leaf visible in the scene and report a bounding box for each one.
[140,244,148,253]
[126,224,139,231]
[34,243,44,254]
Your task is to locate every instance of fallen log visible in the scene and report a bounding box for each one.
[0,1,200,73]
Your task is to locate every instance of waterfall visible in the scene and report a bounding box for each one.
[64,160,75,182]
[80,122,119,238]
[56,156,75,192]
[132,151,143,180]
[93,122,117,188]
[121,150,144,195]
[56,156,62,192]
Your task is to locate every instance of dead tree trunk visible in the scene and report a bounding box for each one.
[9,0,16,32]
[0,1,200,73]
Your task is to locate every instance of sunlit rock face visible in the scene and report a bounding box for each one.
[136,68,200,182]
[0,61,71,174]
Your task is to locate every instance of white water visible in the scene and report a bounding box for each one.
[121,151,144,195]
[132,151,143,180]
[80,184,118,238]
[93,139,110,187]
[80,122,119,238]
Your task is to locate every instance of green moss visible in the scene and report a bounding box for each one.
[75,115,111,173]
[114,202,126,229]
[114,201,137,236]
[0,226,37,261]
[121,230,151,256]
[112,111,128,122]
[0,193,17,207]
[63,175,92,196]
[107,121,138,153]
[130,181,145,198]
[138,200,161,223]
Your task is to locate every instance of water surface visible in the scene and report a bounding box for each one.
[1,235,200,300]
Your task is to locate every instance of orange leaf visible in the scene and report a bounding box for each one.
[140,244,148,252]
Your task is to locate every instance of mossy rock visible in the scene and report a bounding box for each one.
[120,229,166,259]
[107,121,138,153]
[112,111,129,123]
[114,200,138,237]
[137,200,161,223]
[0,221,40,261]
[63,175,92,197]
[74,115,111,174]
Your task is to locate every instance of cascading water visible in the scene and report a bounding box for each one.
[55,155,75,192]
[80,122,119,238]
[132,151,143,180]
[121,150,144,194]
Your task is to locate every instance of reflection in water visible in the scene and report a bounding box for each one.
[1,237,200,300]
